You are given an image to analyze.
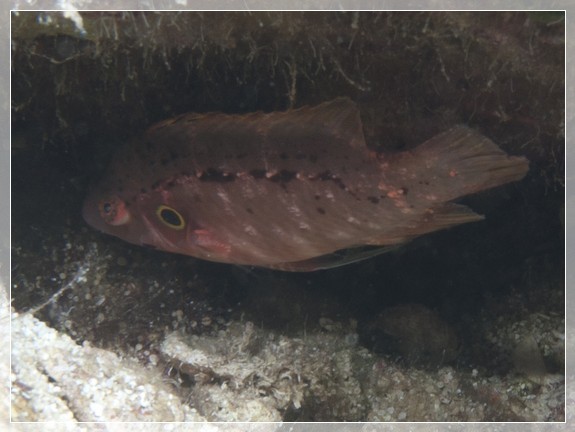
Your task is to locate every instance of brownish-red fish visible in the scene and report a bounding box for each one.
[83,98,528,271]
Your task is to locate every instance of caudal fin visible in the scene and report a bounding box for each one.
[409,126,529,200]
[374,126,529,246]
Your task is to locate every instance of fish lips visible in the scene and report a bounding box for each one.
[82,194,107,233]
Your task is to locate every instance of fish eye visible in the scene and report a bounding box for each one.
[98,196,130,226]
[156,205,185,230]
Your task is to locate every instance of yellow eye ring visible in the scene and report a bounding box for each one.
[156,205,185,230]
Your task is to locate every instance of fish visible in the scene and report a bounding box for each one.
[82,98,529,271]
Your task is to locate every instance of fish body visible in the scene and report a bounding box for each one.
[83,98,528,271]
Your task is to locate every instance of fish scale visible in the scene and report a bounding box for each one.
[83,98,529,271]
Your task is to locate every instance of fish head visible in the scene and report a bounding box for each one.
[82,186,171,251]
[82,184,231,261]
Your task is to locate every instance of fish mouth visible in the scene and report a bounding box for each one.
[82,196,102,231]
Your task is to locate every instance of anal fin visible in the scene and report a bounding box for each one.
[272,245,399,272]
[370,203,484,246]
[400,203,484,240]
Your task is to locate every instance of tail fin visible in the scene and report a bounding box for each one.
[375,126,529,245]
[394,126,529,202]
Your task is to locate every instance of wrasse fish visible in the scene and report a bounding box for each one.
[83,98,528,271]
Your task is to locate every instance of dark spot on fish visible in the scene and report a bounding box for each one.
[317,170,332,181]
[236,153,248,159]
[246,207,254,214]
[309,154,318,163]
[318,171,346,190]
[151,180,161,190]
[317,207,326,214]
[268,170,297,183]
[367,196,379,204]
[165,180,176,189]
[333,178,347,191]
[309,170,354,196]
[199,168,235,182]
[279,152,289,160]
[314,194,321,201]
[418,180,430,186]
[295,153,307,160]
[401,187,409,195]
[249,169,267,179]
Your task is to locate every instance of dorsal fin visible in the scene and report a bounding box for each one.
[141,97,368,173]
[275,97,366,150]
